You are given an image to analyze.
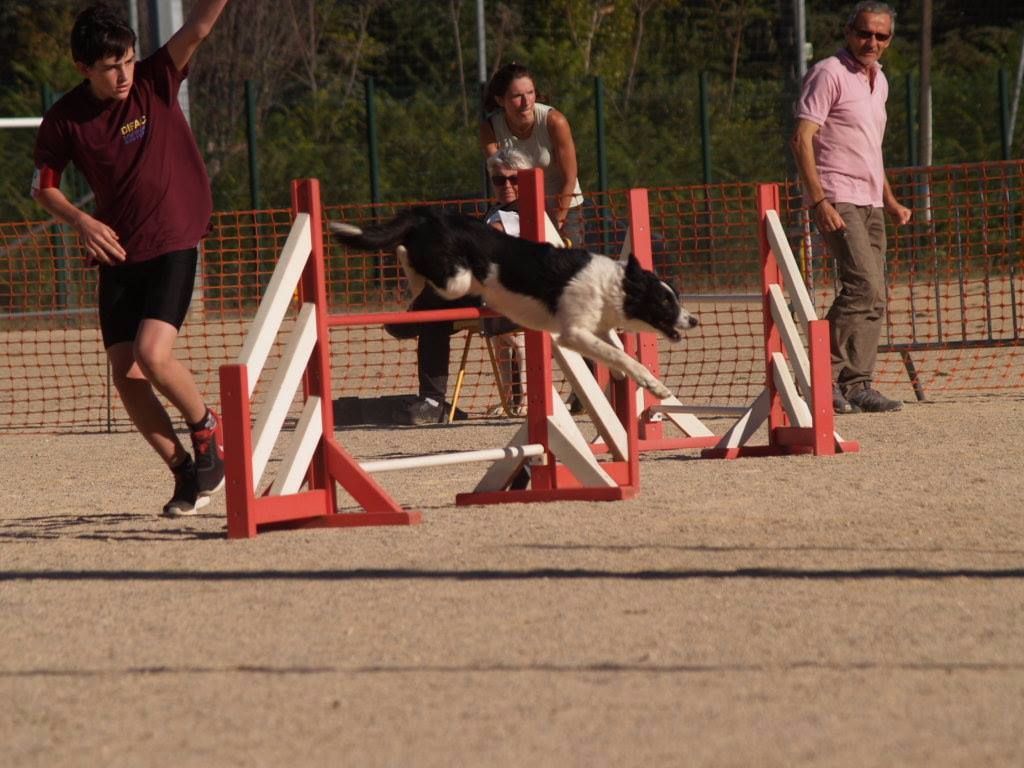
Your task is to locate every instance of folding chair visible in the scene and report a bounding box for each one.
[448,319,521,422]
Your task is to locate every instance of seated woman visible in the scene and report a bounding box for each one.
[480,149,534,416]
[386,147,539,425]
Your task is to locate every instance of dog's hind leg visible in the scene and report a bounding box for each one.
[395,245,426,297]
[435,267,473,300]
[558,328,672,399]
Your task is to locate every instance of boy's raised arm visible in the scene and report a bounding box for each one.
[166,0,231,72]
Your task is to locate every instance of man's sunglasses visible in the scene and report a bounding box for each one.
[851,28,891,42]
[491,175,518,187]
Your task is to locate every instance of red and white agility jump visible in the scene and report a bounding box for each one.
[218,174,854,539]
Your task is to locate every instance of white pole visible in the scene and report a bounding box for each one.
[649,404,752,418]
[149,0,190,123]
[1009,33,1024,148]
[128,0,140,42]
[361,444,545,474]
[476,0,487,88]
[0,118,43,129]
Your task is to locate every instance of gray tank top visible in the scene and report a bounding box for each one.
[490,103,583,208]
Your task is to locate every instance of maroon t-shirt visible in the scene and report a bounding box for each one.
[33,45,212,264]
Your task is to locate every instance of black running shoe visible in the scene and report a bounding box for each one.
[162,456,207,517]
[845,383,903,413]
[833,383,859,414]
[392,398,444,425]
[190,408,225,496]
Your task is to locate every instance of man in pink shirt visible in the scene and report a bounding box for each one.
[791,1,911,414]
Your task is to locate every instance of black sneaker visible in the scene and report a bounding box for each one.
[392,398,444,425]
[845,384,903,413]
[162,456,207,517]
[190,408,225,497]
[833,383,859,414]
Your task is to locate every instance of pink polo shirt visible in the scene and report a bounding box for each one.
[795,48,888,207]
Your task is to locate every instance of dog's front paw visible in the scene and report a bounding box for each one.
[646,379,673,400]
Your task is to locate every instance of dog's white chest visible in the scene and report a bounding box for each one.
[476,270,559,332]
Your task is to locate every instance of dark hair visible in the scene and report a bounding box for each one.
[483,63,537,114]
[71,3,136,66]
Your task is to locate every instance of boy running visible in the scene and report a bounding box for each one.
[31,1,231,517]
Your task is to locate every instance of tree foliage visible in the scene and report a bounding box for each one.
[0,0,1022,220]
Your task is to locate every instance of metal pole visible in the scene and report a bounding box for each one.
[475,0,487,87]
[127,0,140,42]
[594,76,609,254]
[999,68,1011,161]
[1009,33,1024,147]
[245,80,261,209]
[148,0,190,123]
[699,71,712,184]
[919,0,933,168]
[594,77,608,193]
[365,78,381,205]
[476,0,489,198]
[793,0,808,82]
[905,72,917,166]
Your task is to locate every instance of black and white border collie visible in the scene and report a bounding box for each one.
[330,207,698,399]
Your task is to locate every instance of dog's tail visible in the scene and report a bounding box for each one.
[328,208,424,251]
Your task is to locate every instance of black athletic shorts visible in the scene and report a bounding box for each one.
[98,248,198,349]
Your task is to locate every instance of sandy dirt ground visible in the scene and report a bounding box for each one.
[2,399,1024,767]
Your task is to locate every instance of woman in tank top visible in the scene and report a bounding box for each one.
[479,63,585,248]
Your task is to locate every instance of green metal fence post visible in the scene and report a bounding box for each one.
[998,68,1011,161]
[699,71,712,185]
[245,80,261,209]
[594,76,608,194]
[699,72,714,279]
[366,77,381,205]
[594,76,609,253]
[905,72,918,166]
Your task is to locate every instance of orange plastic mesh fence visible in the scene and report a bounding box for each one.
[2,160,1021,434]
[780,160,1024,398]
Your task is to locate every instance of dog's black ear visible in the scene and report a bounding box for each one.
[625,253,643,272]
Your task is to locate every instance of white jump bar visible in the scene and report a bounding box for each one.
[650,403,751,417]
[361,443,545,474]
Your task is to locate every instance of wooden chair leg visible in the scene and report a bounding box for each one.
[484,335,512,417]
[448,328,475,423]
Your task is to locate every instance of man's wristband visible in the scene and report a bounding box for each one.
[810,198,828,210]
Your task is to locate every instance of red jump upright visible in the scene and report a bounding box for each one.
[219,179,419,538]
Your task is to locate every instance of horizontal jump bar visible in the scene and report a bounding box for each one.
[650,403,751,417]
[679,293,761,304]
[328,294,760,328]
[361,443,545,473]
[327,306,501,328]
